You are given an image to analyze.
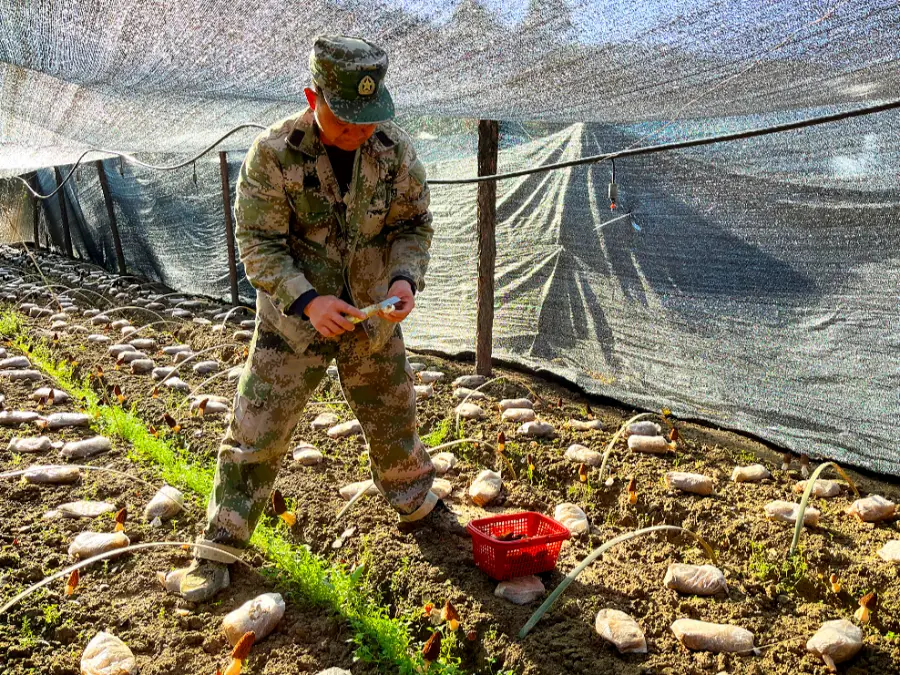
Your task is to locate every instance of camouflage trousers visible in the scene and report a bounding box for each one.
[196,321,434,562]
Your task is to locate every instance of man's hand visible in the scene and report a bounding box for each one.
[379,280,415,323]
[304,296,366,337]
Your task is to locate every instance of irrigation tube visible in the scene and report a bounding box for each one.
[16,123,267,200]
[429,97,900,185]
[0,541,244,617]
[15,99,900,197]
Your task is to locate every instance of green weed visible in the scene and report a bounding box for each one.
[42,604,61,627]
[736,448,757,465]
[421,418,452,447]
[19,616,37,647]
[749,542,808,594]
[0,308,23,336]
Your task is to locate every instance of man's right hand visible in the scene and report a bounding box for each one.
[304,295,366,337]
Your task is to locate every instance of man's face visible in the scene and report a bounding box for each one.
[311,91,376,151]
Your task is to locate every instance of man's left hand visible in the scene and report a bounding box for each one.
[379,280,415,323]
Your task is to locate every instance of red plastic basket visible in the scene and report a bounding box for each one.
[467,511,571,581]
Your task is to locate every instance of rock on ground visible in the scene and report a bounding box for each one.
[764,500,820,526]
[517,421,555,438]
[469,470,502,507]
[80,631,137,675]
[846,495,895,522]
[665,471,714,496]
[222,592,286,646]
[731,464,771,483]
[495,576,545,605]
[564,444,602,466]
[327,419,363,438]
[499,398,533,411]
[455,402,485,420]
[671,619,754,653]
[554,503,590,535]
[793,479,843,498]
[807,620,863,670]
[663,564,727,596]
[595,609,647,654]
[569,418,604,431]
[144,485,184,521]
[68,532,130,560]
[877,540,900,562]
[502,407,535,423]
[311,412,340,430]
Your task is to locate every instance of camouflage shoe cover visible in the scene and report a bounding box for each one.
[398,499,467,536]
[179,559,230,602]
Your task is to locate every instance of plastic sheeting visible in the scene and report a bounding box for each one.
[27,155,254,301]
[1,1,899,474]
[16,109,900,476]
[2,0,900,175]
[415,116,900,476]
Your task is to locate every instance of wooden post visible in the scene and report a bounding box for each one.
[28,174,40,250]
[53,166,74,258]
[95,160,127,275]
[475,120,499,376]
[219,151,239,305]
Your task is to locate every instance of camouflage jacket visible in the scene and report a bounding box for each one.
[234,108,433,354]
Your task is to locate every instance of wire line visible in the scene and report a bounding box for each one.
[428,97,900,185]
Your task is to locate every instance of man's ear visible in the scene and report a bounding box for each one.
[304,87,317,110]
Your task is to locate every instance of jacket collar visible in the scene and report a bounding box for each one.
[289,108,395,159]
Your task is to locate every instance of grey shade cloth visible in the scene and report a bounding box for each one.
[1,0,899,174]
[0,0,898,476]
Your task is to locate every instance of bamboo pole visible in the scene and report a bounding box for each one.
[28,174,40,250]
[95,160,127,275]
[219,151,239,305]
[475,120,499,376]
[53,166,74,258]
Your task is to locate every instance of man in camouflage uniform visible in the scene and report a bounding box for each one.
[179,36,442,601]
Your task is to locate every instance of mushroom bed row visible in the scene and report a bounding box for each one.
[0,245,898,674]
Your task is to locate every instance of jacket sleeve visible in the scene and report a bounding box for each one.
[234,138,315,314]
[384,141,433,293]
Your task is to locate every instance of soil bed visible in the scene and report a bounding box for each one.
[0,316,369,670]
[2,249,899,675]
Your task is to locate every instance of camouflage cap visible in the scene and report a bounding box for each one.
[309,36,394,124]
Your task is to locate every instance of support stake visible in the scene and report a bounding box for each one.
[53,166,74,258]
[219,151,239,306]
[95,160,127,275]
[475,120,499,376]
[28,174,40,250]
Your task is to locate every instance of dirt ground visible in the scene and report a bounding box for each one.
[1,249,899,674]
